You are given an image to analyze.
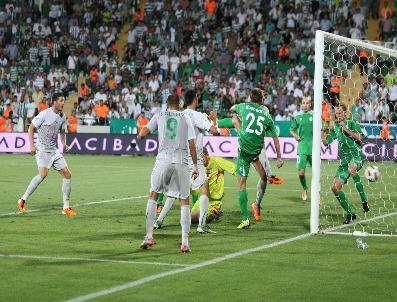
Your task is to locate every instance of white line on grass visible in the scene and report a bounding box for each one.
[66,233,312,302]
[0,254,188,267]
[0,195,148,217]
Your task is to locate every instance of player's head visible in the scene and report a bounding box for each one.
[51,94,65,112]
[184,90,197,109]
[250,88,264,104]
[302,96,311,113]
[335,103,347,122]
[202,147,210,167]
[167,94,180,110]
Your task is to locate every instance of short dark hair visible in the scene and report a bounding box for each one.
[51,93,63,105]
[184,90,196,106]
[167,94,180,106]
[336,103,347,111]
[250,88,263,104]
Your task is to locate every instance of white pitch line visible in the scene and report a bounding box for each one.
[0,195,148,217]
[66,233,312,302]
[322,211,397,233]
[0,254,189,267]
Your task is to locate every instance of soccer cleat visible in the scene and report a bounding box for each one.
[181,244,191,253]
[343,213,357,224]
[362,201,370,213]
[301,189,308,201]
[153,221,162,229]
[140,237,155,249]
[197,225,217,234]
[268,175,284,184]
[18,199,26,213]
[251,202,261,221]
[156,204,163,214]
[237,219,251,229]
[62,208,76,216]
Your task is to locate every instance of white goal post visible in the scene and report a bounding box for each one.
[311,30,397,235]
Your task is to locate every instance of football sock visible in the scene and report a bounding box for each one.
[157,197,176,223]
[335,191,353,214]
[353,174,368,203]
[198,195,209,227]
[157,193,164,205]
[255,178,267,206]
[62,178,71,209]
[217,118,234,128]
[180,205,190,246]
[145,199,156,239]
[299,175,308,190]
[261,152,273,177]
[22,175,43,201]
[238,189,249,220]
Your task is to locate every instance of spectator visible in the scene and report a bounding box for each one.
[95,100,109,125]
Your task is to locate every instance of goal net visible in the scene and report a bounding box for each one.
[311,31,397,237]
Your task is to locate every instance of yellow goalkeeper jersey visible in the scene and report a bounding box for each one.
[206,157,237,200]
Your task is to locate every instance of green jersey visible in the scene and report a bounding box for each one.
[290,112,313,155]
[326,118,363,160]
[235,103,277,155]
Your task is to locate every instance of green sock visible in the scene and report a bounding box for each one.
[299,175,308,190]
[191,189,199,205]
[238,189,249,220]
[217,118,234,128]
[335,191,353,214]
[157,193,164,205]
[352,174,368,202]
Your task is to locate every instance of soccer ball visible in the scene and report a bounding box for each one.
[364,166,380,182]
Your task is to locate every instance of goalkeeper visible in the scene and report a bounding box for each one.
[322,104,370,224]
[154,147,237,229]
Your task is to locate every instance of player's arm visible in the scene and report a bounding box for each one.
[289,118,300,141]
[266,117,284,168]
[186,117,199,179]
[138,114,157,140]
[207,110,221,135]
[60,119,69,153]
[340,120,363,144]
[322,122,334,146]
[28,123,36,155]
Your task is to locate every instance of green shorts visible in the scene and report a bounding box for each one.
[297,154,312,170]
[236,148,260,177]
[335,158,363,182]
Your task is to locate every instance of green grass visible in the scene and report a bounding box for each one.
[0,154,396,302]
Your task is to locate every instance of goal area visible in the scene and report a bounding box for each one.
[311,31,397,237]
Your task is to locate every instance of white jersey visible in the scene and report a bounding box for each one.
[32,108,66,152]
[183,108,212,164]
[147,110,195,164]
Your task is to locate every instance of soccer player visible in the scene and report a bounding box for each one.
[17,94,75,216]
[231,88,283,228]
[322,104,370,224]
[155,147,237,228]
[182,90,220,233]
[138,95,198,253]
[290,97,313,201]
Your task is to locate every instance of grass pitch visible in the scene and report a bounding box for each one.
[0,154,396,302]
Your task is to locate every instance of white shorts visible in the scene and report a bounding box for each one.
[35,150,67,171]
[190,163,207,191]
[150,160,191,199]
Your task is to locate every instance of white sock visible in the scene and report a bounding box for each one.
[255,178,267,206]
[62,178,71,209]
[157,197,176,224]
[180,205,190,246]
[198,195,209,228]
[22,175,43,201]
[146,199,156,239]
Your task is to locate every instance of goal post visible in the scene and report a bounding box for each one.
[311,30,397,236]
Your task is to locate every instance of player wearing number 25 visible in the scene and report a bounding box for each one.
[231,88,283,229]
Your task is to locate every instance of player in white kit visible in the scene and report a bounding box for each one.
[154,90,220,234]
[138,95,198,253]
[17,94,75,216]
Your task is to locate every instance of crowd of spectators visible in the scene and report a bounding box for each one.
[0,0,395,133]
